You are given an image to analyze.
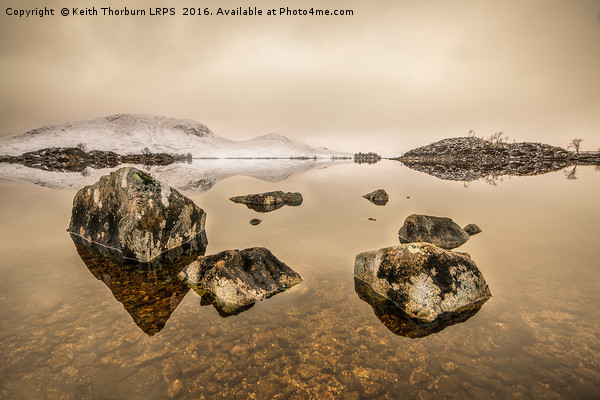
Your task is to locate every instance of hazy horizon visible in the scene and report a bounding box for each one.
[1,0,599,154]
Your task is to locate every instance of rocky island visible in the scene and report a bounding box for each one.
[395,136,600,182]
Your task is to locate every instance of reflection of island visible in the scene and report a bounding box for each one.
[396,137,600,184]
[354,278,486,338]
[71,233,207,335]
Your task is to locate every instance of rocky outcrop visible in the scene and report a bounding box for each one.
[354,242,491,323]
[230,191,303,213]
[463,224,482,236]
[395,137,583,183]
[0,147,190,172]
[354,152,381,164]
[354,277,486,338]
[71,233,206,335]
[398,214,472,249]
[68,167,207,262]
[362,189,389,206]
[179,247,302,316]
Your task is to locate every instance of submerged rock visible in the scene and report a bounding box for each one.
[354,278,486,338]
[229,191,303,213]
[71,233,206,335]
[68,167,207,262]
[398,214,471,249]
[354,242,491,323]
[362,189,389,206]
[463,224,482,236]
[179,247,302,316]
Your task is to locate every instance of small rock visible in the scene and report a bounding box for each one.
[362,189,389,206]
[368,218,377,221]
[250,219,262,226]
[230,191,303,213]
[463,224,482,236]
[398,214,471,249]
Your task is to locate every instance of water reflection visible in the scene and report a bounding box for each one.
[71,232,207,335]
[354,278,486,338]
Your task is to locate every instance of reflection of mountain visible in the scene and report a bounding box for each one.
[396,137,599,183]
[71,233,207,335]
[354,278,486,338]
[0,114,348,158]
[0,158,349,193]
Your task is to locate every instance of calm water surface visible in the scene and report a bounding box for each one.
[0,161,599,399]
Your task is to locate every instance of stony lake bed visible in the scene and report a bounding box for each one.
[0,160,599,399]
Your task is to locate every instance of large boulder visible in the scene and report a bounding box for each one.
[362,189,389,206]
[230,191,303,213]
[398,214,471,249]
[354,242,491,323]
[68,167,207,262]
[179,247,302,316]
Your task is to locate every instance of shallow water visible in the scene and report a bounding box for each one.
[0,161,599,399]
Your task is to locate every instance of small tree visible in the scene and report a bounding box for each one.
[77,142,88,152]
[468,130,475,138]
[487,131,508,144]
[567,138,583,154]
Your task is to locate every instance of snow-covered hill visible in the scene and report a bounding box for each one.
[0,114,349,158]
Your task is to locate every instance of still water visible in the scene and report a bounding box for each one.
[0,161,599,399]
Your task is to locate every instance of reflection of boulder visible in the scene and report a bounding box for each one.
[71,233,207,335]
[398,214,471,249]
[68,167,207,262]
[362,189,389,206]
[354,243,491,323]
[229,191,303,213]
[354,278,486,338]
[179,248,302,317]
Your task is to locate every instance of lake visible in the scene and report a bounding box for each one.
[0,160,598,399]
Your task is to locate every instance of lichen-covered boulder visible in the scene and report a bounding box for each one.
[179,247,302,316]
[463,224,482,236]
[354,242,491,322]
[362,189,389,206]
[68,167,207,262]
[229,191,303,213]
[398,214,471,249]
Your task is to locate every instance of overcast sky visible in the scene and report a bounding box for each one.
[1,0,599,154]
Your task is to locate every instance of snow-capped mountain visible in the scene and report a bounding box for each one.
[0,114,348,158]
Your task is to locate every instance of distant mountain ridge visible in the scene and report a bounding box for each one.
[0,114,348,158]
